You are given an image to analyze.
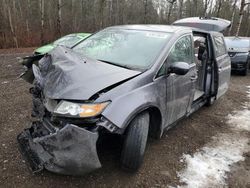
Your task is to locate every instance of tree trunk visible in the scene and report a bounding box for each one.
[40,0,45,44]
[245,5,250,36]
[228,0,237,36]
[167,0,176,24]
[208,0,214,16]
[71,0,77,31]
[99,0,106,28]
[203,0,211,17]
[57,0,62,37]
[167,4,172,23]
[236,0,246,36]
[26,0,31,40]
[109,0,113,25]
[178,0,183,19]
[216,0,223,17]
[193,0,198,16]
[7,3,18,48]
[144,0,148,24]
[26,20,30,39]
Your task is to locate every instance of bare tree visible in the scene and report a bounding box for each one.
[167,0,177,23]
[144,0,148,23]
[193,0,198,16]
[208,0,214,16]
[26,0,31,39]
[4,0,18,48]
[236,0,250,36]
[216,0,223,17]
[108,0,114,25]
[228,0,238,35]
[204,0,211,17]
[40,0,45,44]
[57,0,62,37]
[2,0,250,49]
[178,0,184,19]
[99,0,106,28]
[246,5,250,35]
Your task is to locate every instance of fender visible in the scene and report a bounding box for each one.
[100,78,166,134]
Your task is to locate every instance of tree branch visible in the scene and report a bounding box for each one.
[166,0,177,4]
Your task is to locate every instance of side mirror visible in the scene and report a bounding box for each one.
[168,62,190,75]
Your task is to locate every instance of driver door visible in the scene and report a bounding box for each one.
[165,35,197,126]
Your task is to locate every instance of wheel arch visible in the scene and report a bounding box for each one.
[122,105,163,139]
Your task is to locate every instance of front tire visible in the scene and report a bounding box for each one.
[120,112,149,171]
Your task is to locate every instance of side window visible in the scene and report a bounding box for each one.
[167,35,193,65]
[213,36,227,57]
[156,63,166,78]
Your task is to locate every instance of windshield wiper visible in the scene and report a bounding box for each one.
[97,59,134,70]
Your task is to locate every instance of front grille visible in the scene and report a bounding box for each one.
[231,62,246,69]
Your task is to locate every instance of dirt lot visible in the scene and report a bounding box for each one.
[0,50,250,188]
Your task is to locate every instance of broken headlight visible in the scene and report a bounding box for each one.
[54,101,110,118]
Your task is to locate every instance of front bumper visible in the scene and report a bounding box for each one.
[17,121,101,175]
[231,61,247,71]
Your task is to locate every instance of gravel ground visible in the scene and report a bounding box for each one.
[0,50,249,188]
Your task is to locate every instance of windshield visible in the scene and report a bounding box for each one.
[54,35,83,47]
[73,29,172,70]
[225,38,250,49]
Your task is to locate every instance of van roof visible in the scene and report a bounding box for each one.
[105,24,192,33]
[105,24,222,35]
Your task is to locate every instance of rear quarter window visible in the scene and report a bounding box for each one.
[213,36,227,57]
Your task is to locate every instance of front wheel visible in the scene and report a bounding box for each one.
[120,112,149,171]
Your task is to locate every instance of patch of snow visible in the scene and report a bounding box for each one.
[175,87,250,188]
[1,81,9,84]
[177,134,250,188]
[228,110,250,131]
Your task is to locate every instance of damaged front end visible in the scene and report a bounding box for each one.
[17,46,137,175]
[17,121,101,175]
[17,81,105,175]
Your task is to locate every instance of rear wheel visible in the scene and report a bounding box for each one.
[120,112,149,171]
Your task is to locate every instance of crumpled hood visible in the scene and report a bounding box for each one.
[35,46,141,100]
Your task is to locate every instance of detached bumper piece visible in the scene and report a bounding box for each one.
[17,121,101,175]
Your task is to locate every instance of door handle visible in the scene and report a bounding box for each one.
[218,67,222,73]
[190,75,198,81]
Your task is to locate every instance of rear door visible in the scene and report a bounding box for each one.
[212,34,231,98]
[173,17,231,32]
[165,34,197,125]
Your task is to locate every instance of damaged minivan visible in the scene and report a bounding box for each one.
[17,20,231,175]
